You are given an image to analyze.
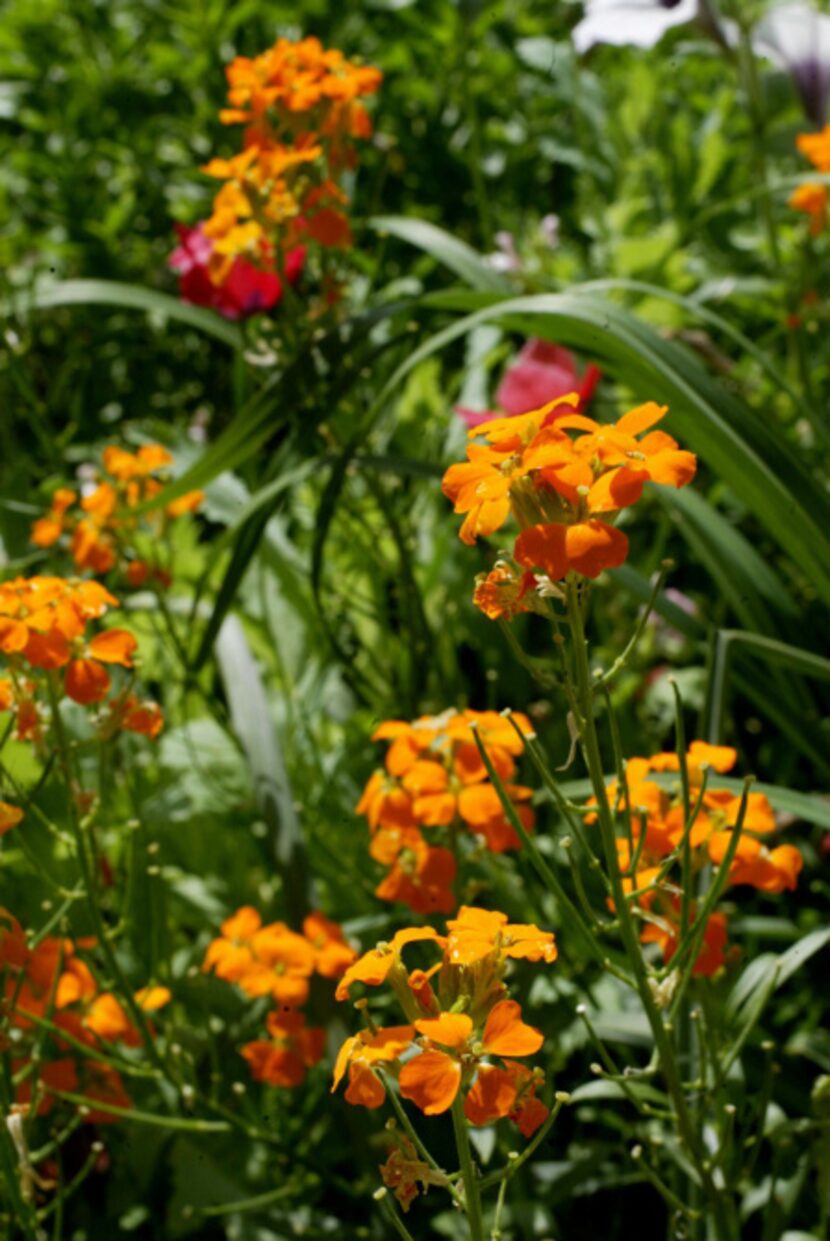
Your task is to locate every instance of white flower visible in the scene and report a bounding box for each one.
[572,0,699,54]
[753,2,830,124]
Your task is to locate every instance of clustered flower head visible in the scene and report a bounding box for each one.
[442,397,697,618]
[0,908,169,1123]
[590,741,803,976]
[31,443,203,587]
[197,36,381,294]
[332,906,555,1194]
[202,906,356,1087]
[790,124,830,234]
[356,709,536,915]
[0,576,162,770]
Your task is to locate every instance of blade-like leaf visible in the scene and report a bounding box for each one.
[215,616,311,926]
[370,216,509,292]
[8,278,244,349]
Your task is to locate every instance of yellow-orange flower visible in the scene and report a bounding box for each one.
[445,906,557,966]
[398,1000,543,1115]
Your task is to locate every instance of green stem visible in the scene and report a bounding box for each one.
[480,1093,568,1191]
[469,724,614,974]
[378,1190,418,1241]
[451,1095,485,1241]
[46,677,167,1076]
[565,584,734,1241]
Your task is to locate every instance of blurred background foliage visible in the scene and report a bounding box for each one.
[1,0,830,1236]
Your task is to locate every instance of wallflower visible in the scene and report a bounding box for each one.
[587,741,803,976]
[333,909,553,1133]
[30,444,203,587]
[357,709,537,913]
[641,906,730,978]
[202,906,316,1006]
[335,927,445,1001]
[1,915,168,1121]
[797,124,830,172]
[446,906,557,967]
[241,1010,325,1087]
[0,802,23,835]
[196,36,380,283]
[789,182,829,234]
[331,1025,416,1108]
[464,1060,549,1134]
[373,832,457,914]
[443,398,696,583]
[792,125,830,234]
[398,1001,543,1116]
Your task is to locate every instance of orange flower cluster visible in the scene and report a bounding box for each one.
[790,126,830,235]
[31,443,203,586]
[333,908,554,1157]
[590,741,803,976]
[0,576,162,756]
[202,906,356,1087]
[442,398,696,616]
[0,908,169,1122]
[202,36,381,283]
[356,709,536,915]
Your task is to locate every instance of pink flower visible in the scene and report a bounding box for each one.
[168,224,305,320]
[456,339,601,429]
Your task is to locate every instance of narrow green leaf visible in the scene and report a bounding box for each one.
[214,617,311,926]
[370,216,509,292]
[7,278,244,349]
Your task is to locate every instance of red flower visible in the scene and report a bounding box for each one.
[457,339,601,429]
[168,223,305,320]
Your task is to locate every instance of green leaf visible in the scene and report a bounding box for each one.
[370,216,509,292]
[214,617,311,926]
[776,927,830,988]
[7,279,244,349]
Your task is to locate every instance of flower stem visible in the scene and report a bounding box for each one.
[451,1095,485,1241]
[564,583,735,1241]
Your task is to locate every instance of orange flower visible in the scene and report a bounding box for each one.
[374,836,457,915]
[797,125,830,172]
[445,906,557,966]
[118,696,164,740]
[31,489,77,549]
[515,519,628,582]
[642,906,729,978]
[398,1000,543,1115]
[64,628,137,705]
[302,912,356,979]
[242,1010,325,1087]
[331,1024,415,1108]
[0,802,23,836]
[357,708,536,884]
[708,835,803,895]
[473,562,535,621]
[441,399,578,545]
[464,1059,549,1135]
[790,183,829,235]
[335,927,445,1001]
